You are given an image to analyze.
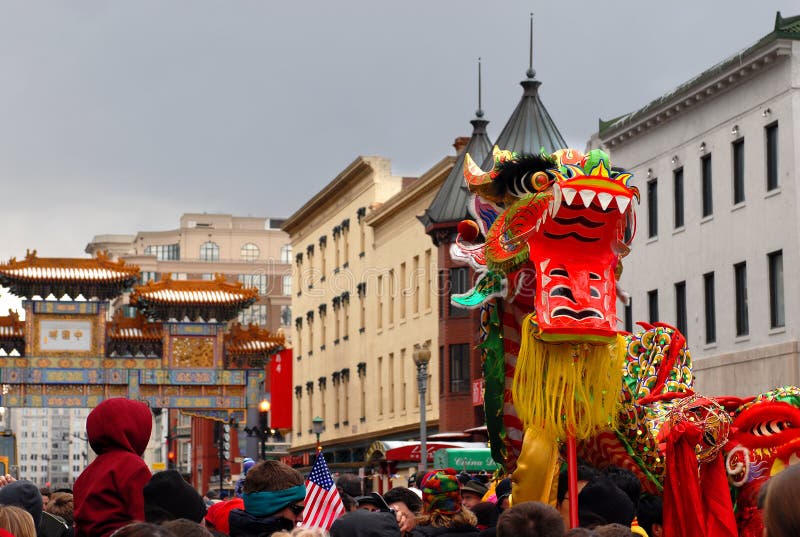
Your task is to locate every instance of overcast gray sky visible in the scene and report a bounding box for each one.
[0,0,797,263]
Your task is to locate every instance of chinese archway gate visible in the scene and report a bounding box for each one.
[0,250,284,423]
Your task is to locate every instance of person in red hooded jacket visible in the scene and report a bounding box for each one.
[73,398,153,537]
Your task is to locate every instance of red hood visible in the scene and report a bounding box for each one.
[87,398,153,456]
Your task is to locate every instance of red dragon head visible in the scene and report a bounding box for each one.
[454,147,639,344]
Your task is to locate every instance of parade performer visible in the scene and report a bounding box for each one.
[450,147,637,517]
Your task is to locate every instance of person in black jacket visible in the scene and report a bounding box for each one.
[227,460,307,537]
[412,469,479,537]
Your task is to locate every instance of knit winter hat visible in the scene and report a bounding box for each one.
[0,480,43,529]
[421,469,462,515]
[143,470,207,523]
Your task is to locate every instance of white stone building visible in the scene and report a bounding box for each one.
[593,13,800,396]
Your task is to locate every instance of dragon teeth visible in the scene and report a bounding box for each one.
[561,188,577,206]
[597,192,613,210]
[579,189,595,208]
[553,185,562,213]
[615,195,631,214]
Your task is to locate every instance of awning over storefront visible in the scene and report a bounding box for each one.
[433,448,499,472]
[365,440,486,463]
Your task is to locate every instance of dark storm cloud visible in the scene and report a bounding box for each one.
[0,0,796,260]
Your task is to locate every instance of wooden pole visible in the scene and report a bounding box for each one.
[567,433,579,529]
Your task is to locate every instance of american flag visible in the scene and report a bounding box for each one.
[299,452,345,529]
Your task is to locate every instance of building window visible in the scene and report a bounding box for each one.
[320,309,327,349]
[282,275,292,296]
[342,226,349,265]
[281,245,292,264]
[144,243,180,261]
[703,272,715,344]
[358,365,366,422]
[413,255,420,314]
[400,348,407,412]
[342,370,350,424]
[647,289,658,324]
[399,262,407,320]
[732,138,745,204]
[768,250,784,328]
[280,305,291,327]
[675,281,687,338]
[377,275,384,330]
[200,241,219,261]
[238,304,267,326]
[388,270,396,326]
[647,179,658,238]
[766,122,779,191]
[359,294,366,333]
[378,356,384,416]
[425,249,432,311]
[359,212,366,256]
[388,353,395,414]
[734,261,748,337]
[673,168,684,229]
[238,273,267,294]
[449,344,471,393]
[140,271,159,285]
[240,243,260,262]
[701,154,713,217]
[449,267,469,317]
[319,240,326,277]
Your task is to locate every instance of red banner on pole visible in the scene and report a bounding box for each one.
[472,378,484,406]
[269,349,293,429]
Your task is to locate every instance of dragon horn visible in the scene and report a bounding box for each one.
[463,152,492,187]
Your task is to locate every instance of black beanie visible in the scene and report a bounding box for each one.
[143,470,207,523]
[0,480,43,529]
[577,475,635,527]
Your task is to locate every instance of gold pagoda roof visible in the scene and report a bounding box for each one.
[129,274,259,322]
[130,274,259,306]
[0,250,139,282]
[0,250,140,300]
[107,310,163,341]
[225,322,285,356]
[0,310,24,339]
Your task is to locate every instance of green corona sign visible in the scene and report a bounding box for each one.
[432,448,499,471]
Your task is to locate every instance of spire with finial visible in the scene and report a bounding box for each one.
[476,57,484,118]
[478,12,565,166]
[526,12,536,79]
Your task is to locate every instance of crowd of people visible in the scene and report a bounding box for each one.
[0,398,798,536]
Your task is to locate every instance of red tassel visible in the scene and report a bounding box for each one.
[663,421,738,537]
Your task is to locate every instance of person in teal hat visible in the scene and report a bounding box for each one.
[228,461,306,537]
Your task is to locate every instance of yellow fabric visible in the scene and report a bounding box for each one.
[510,426,561,505]
[512,315,626,441]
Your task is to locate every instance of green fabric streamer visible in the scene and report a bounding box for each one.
[480,302,507,470]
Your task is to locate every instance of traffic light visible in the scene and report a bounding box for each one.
[221,423,231,461]
[167,451,175,469]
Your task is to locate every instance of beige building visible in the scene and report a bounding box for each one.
[87,213,293,333]
[284,155,452,472]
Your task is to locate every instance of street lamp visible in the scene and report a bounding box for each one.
[312,416,324,452]
[413,342,431,472]
[259,399,271,461]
